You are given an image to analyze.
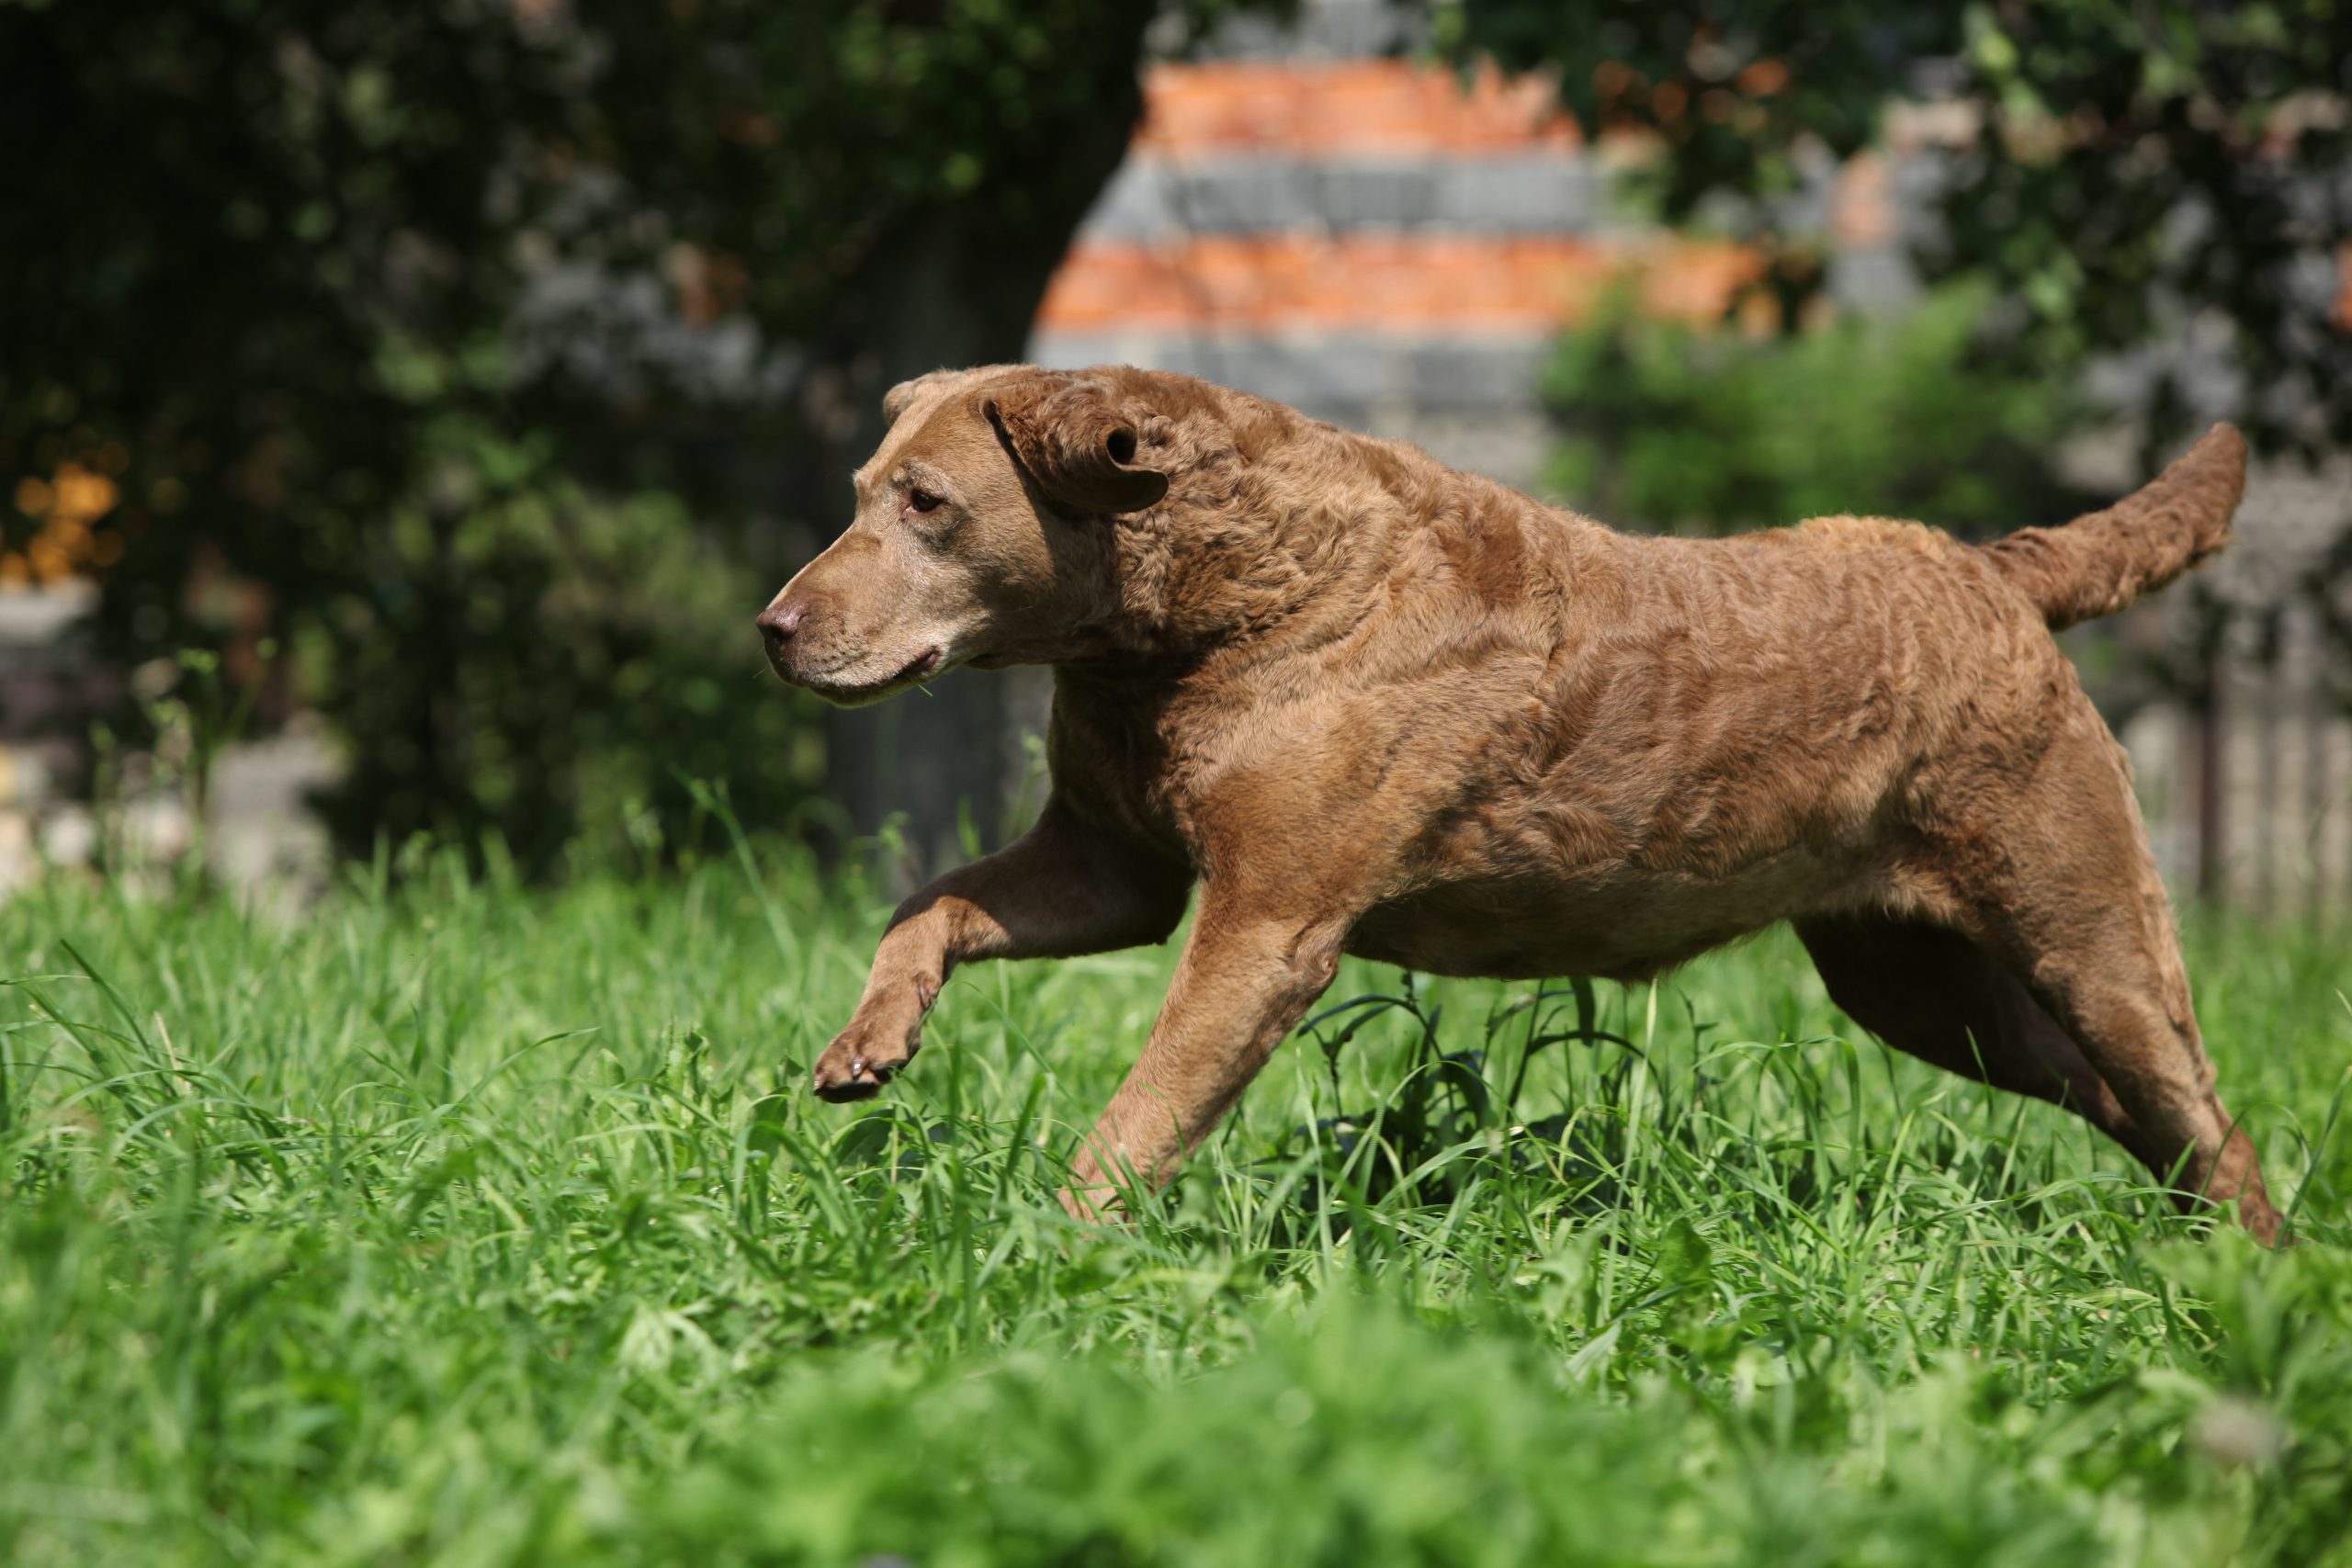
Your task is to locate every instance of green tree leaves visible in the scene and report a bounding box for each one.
[1446,0,2352,461]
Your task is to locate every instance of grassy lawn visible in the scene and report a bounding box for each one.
[4,841,2349,1565]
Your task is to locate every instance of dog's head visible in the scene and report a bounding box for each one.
[756,365,1177,705]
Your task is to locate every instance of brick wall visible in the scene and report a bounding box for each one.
[1027,1,1904,488]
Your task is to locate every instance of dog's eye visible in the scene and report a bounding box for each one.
[907,488,944,514]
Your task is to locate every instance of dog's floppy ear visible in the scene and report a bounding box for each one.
[881,364,1034,429]
[985,373,1170,515]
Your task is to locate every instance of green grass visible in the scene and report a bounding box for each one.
[4,841,2349,1565]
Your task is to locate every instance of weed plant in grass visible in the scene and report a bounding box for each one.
[3,840,2349,1565]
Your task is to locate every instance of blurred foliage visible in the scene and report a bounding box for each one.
[1544,281,2093,536]
[301,416,820,868]
[0,0,1272,870]
[1442,0,2352,467]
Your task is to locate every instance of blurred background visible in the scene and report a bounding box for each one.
[2,0,2347,913]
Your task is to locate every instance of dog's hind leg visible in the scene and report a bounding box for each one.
[1795,912,2158,1168]
[1905,720,2284,1243]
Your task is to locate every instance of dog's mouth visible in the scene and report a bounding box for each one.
[796,646,944,706]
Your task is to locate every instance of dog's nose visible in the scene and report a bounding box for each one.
[756,600,805,656]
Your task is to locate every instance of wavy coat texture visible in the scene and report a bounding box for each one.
[760,366,2278,1243]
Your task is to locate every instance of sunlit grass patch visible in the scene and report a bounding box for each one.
[3,850,2347,1564]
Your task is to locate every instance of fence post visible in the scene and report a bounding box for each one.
[2308,692,2335,922]
[2197,649,2225,904]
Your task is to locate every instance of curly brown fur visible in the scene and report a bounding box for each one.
[756,365,2280,1243]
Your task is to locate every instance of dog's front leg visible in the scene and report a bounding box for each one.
[811,798,1188,1100]
[1065,901,1349,1217]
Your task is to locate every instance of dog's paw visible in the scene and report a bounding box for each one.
[809,987,932,1102]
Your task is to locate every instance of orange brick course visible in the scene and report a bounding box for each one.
[1135,58,1577,156]
[1036,234,1761,334]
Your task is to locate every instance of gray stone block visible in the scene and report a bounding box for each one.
[1077,152,1609,240]
[1029,330,1556,429]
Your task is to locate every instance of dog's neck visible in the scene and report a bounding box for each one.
[1097,414,1607,673]
[1099,413,1427,651]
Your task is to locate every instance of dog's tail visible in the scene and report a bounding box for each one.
[1980,423,2245,631]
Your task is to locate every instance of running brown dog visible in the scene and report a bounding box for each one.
[757,363,2282,1241]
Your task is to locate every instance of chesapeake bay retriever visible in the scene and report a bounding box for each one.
[757,364,2283,1242]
